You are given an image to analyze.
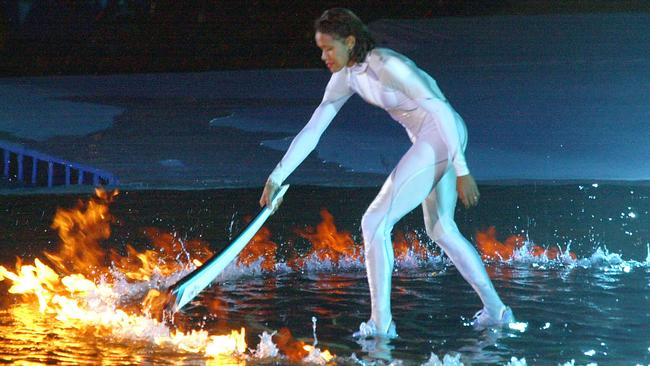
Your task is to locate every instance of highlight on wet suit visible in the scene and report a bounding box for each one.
[163,184,290,319]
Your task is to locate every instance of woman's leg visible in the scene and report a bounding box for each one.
[361,133,447,335]
[422,167,507,320]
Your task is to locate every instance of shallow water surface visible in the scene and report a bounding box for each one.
[0,184,648,365]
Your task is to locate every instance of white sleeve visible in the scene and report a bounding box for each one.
[268,71,352,185]
[379,54,470,176]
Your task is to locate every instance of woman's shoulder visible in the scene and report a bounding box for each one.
[367,48,416,73]
[367,47,402,62]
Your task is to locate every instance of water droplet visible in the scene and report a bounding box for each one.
[623,266,631,273]
[508,322,527,332]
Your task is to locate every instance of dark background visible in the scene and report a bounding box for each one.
[2,0,649,76]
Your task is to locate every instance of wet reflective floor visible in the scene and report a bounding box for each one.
[0,184,648,365]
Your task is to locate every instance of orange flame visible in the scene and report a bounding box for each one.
[272,327,335,363]
[0,188,250,360]
[273,327,309,361]
[111,227,214,281]
[293,209,362,267]
[475,226,524,260]
[476,226,576,260]
[393,230,435,262]
[45,188,118,277]
[237,218,277,271]
[0,258,60,312]
[0,190,350,362]
[304,344,335,362]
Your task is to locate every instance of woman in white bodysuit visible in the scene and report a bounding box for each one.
[260,8,513,337]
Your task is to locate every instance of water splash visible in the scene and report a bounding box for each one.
[202,236,645,288]
[252,331,279,359]
[312,316,319,347]
[559,360,598,366]
[503,357,527,366]
[421,352,463,366]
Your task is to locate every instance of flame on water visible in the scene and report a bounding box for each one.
[393,230,436,262]
[2,189,608,363]
[237,218,278,271]
[111,227,214,281]
[291,210,439,269]
[292,209,362,268]
[0,258,59,312]
[273,327,330,362]
[0,188,337,363]
[475,227,525,260]
[304,344,335,363]
[476,226,576,261]
[153,327,246,355]
[45,188,118,277]
[206,328,247,355]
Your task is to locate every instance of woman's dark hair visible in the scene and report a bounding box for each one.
[314,8,376,63]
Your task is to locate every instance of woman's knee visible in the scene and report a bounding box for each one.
[361,210,379,236]
[427,218,460,242]
[361,210,390,250]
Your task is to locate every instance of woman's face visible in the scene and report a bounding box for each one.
[315,32,356,73]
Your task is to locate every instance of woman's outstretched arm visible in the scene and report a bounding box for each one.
[261,72,352,209]
[267,96,349,186]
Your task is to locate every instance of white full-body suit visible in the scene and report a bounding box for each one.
[268,48,505,334]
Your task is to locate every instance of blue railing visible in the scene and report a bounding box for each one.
[0,141,118,188]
